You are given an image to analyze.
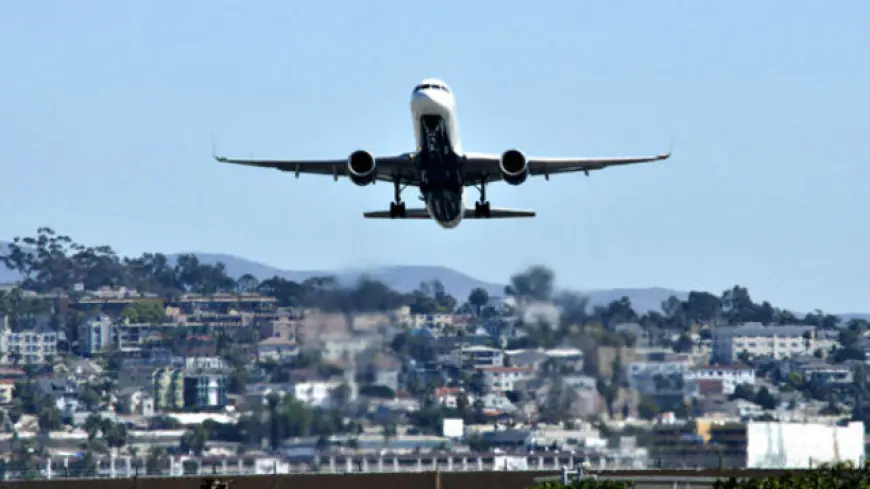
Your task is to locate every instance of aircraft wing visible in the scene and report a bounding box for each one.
[214,153,417,184]
[461,151,671,184]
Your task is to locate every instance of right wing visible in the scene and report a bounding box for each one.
[462,151,671,184]
[214,152,419,184]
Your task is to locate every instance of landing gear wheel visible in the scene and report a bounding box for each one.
[389,178,407,218]
[474,178,492,218]
[474,201,491,218]
[389,202,407,219]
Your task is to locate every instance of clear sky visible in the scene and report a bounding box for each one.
[1,1,868,313]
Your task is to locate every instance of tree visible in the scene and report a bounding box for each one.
[236,273,260,294]
[468,287,490,316]
[180,424,208,455]
[637,396,659,420]
[505,265,555,303]
[673,333,693,353]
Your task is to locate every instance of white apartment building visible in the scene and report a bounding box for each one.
[0,327,58,365]
[479,366,534,392]
[461,345,505,368]
[683,365,756,395]
[713,324,816,363]
[289,379,358,407]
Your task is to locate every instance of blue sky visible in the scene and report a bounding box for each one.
[1,1,867,313]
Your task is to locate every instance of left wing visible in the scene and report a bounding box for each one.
[213,153,419,184]
[462,151,671,184]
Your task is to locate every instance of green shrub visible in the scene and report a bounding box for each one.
[529,479,629,489]
[528,462,870,489]
[714,461,870,489]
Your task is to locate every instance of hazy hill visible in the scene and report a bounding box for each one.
[1,241,863,316]
[169,254,687,311]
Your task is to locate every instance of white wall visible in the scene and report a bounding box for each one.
[746,421,865,469]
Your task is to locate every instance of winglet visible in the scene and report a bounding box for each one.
[656,139,674,160]
[210,133,228,162]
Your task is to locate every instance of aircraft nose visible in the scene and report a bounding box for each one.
[412,89,449,110]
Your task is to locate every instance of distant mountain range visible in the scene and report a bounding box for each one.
[0,241,864,317]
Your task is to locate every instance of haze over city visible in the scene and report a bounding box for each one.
[1,0,868,312]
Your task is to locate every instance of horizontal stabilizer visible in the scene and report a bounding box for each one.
[363,207,536,219]
[364,208,432,219]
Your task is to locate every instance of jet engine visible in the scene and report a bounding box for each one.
[499,149,529,185]
[347,150,377,186]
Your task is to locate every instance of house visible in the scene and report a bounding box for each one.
[289,378,357,407]
[781,358,855,386]
[0,379,14,404]
[505,350,549,371]
[435,387,465,408]
[561,375,603,417]
[184,356,230,370]
[460,346,505,368]
[627,358,692,395]
[257,337,298,363]
[477,392,517,415]
[480,366,534,393]
[117,387,155,416]
[372,357,401,391]
[683,364,756,395]
[544,347,584,372]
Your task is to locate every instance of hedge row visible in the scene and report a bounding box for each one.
[528,462,870,489]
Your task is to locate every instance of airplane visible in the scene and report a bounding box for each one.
[213,78,671,229]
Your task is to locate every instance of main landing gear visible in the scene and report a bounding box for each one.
[389,179,407,218]
[473,178,492,218]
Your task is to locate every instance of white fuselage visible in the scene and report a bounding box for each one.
[409,79,466,229]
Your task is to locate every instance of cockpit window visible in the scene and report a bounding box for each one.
[414,83,450,94]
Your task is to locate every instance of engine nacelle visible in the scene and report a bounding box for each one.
[499,149,529,185]
[347,150,377,186]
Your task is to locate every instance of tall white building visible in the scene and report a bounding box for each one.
[713,324,815,363]
[0,318,58,365]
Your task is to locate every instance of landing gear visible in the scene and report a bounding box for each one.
[473,178,492,218]
[389,179,407,218]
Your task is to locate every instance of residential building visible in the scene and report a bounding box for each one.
[0,326,58,365]
[627,358,693,395]
[117,387,156,416]
[480,366,534,392]
[505,349,549,371]
[289,378,357,407]
[257,337,299,363]
[712,323,816,363]
[780,356,855,386]
[153,367,226,411]
[77,315,113,356]
[372,359,401,391]
[684,365,756,395]
[183,373,227,410]
[460,345,505,369]
[0,379,14,404]
[544,347,584,371]
[184,356,229,370]
[153,367,185,411]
